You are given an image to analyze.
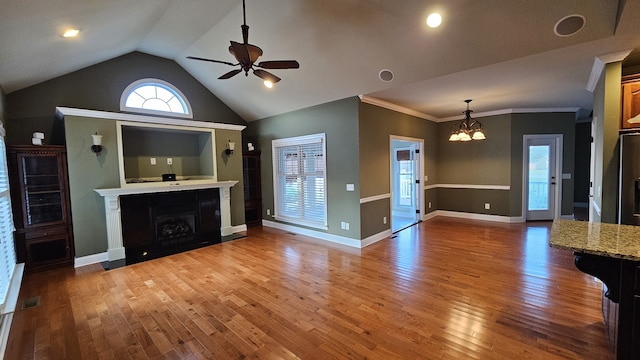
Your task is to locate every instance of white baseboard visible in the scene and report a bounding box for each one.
[423,211,438,221]
[232,224,248,233]
[262,220,365,248]
[436,210,523,223]
[573,202,588,208]
[361,229,392,247]
[74,252,108,268]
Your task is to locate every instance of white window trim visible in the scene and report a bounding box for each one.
[120,78,193,119]
[272,133,328,230]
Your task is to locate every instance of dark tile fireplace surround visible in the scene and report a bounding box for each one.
[120,189,221,264]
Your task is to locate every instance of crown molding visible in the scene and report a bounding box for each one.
[358,95,438,121]
[586,49,633,92]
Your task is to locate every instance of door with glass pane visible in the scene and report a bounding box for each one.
[525,136,559,221]
[390,138,422,232]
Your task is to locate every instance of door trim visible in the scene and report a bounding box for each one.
[522,134,563,221]
[389,135,424,229]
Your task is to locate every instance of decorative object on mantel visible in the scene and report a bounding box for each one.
[225,140,235,155]
[247,142,255,151]
[91,133,103,155]
[186,0,300,86]
[448,99,486,142]
[31,132,44,145]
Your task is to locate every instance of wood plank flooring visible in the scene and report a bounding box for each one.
[5,217,614,359]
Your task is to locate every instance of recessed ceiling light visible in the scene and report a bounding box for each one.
[426,13,442,28]
[62,29,80,38]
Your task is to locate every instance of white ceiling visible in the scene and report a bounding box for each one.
[1,0,640,122]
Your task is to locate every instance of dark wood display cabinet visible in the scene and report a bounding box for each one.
[8,145,74,272]
[243,150,262,227]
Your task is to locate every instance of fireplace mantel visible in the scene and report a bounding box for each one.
[95,181,238,261]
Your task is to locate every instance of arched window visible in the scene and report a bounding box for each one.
[120,79,192,118]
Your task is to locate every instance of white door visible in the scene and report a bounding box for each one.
[390,137,423,232]
[524,136,561,221]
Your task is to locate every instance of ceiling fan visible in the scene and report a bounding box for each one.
[187,0,299,84]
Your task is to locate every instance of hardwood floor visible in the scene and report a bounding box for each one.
[6,217,613,359]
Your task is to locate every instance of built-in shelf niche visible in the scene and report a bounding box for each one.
[116,121,217,188]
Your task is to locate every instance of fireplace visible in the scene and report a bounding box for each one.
[120,188,221,264]
[155,212,196,248]
[95,181,238,263]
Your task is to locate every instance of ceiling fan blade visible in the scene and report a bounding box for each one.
[218,69,243,80]
[253,69,281,83]
[256,60,300,69]
[186,56,236,67]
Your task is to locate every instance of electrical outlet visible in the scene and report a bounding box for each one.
[340,221,345,229]
[428,202,432,209]
[485,203,491,210]
[150,157,156,165]
[167,158,173,165]
[266,209,270,216]
[345,222,349,230]
[383,216,387,224]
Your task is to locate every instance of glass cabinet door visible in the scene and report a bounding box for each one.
[19,154,66,227]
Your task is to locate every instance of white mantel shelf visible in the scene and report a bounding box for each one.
[95,181,238,262]
[94,181,238,197]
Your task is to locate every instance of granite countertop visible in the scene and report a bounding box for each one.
[550,219,640,261]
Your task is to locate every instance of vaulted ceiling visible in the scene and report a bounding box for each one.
[1,0,640,122]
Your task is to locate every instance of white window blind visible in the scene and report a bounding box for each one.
[0,124,16,306]
[272,133,327,229]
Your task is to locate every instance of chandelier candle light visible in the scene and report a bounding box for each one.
[448,99,486,142]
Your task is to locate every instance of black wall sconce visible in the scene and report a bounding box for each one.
[91,133,103,155]
[225,140,235,155]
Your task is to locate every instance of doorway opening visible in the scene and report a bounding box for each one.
[522,135,562,221]
[390,136,424,232]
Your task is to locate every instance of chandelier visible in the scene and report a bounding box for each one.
[448,99,486,141]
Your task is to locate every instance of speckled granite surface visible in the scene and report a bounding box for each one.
[550,219,640,261]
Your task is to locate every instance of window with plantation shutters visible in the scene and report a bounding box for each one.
[272,133,327,230]
[0,124,16,307]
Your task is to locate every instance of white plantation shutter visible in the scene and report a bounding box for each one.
[0,124,16,306]
[272,133,327,229]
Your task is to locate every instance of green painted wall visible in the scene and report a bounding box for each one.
[358,102,438,238]
[64,116,120,256]
[5,51,245,146]
[215,129,245,226]
[438,188,510,215]
[510,112,576,217]
[245,97,361,239]
[438,114,511,185]
[122,127,209,179]
[592,62,622,223]
[437,114,512,215]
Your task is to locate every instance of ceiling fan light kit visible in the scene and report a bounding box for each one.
[448,99,486,142]
[187,0,299,84]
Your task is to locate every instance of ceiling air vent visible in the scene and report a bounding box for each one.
[554,14,586,37]
[379,69,394,82]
